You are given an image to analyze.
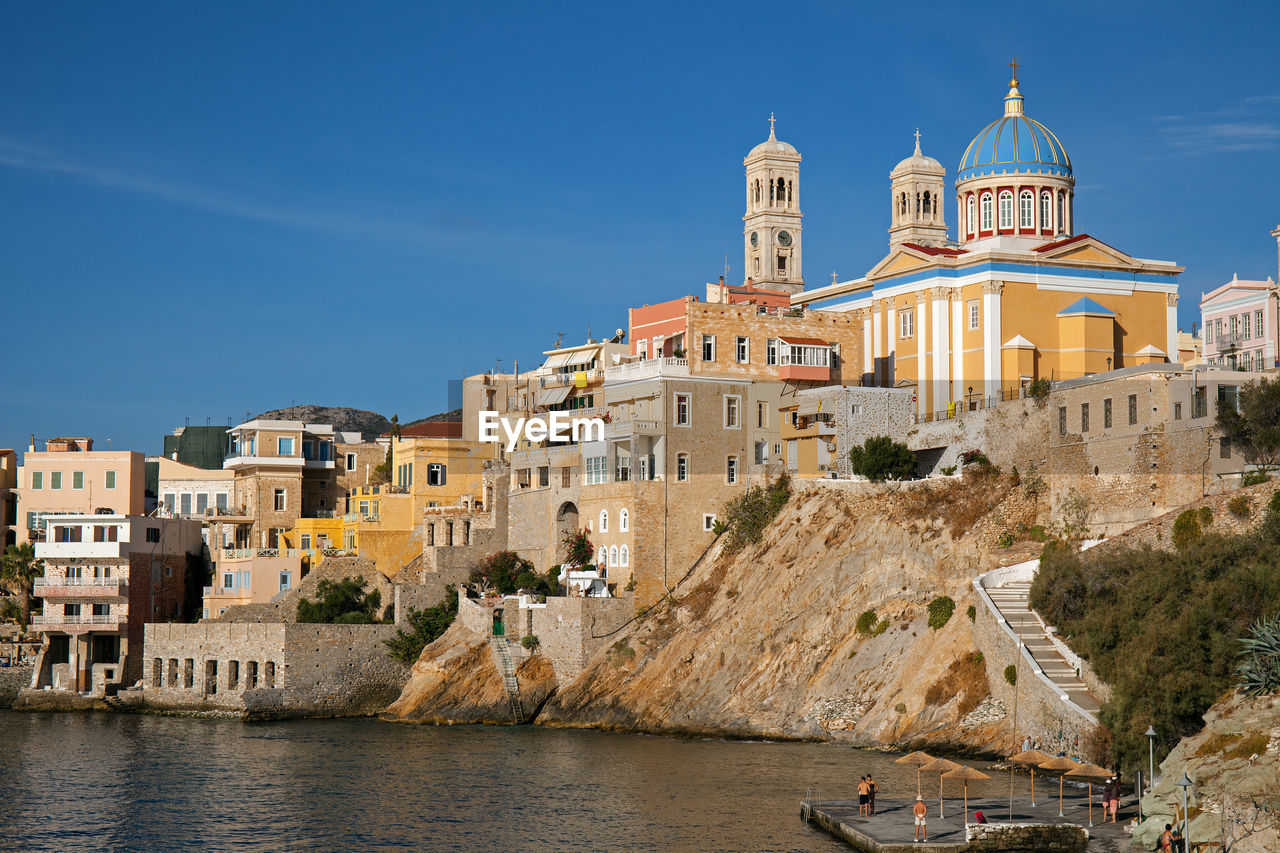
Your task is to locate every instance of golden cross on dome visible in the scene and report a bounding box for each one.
[831,271,839,285]
[913,128,922,154]
[1009,56,1020,86]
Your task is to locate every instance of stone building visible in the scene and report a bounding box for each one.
[780,385,916,477]
[335,430,386,498]
[0,449,16,549]
[1047,364,1268,533]
[29,514,204,694]
[1200,272,1276,371]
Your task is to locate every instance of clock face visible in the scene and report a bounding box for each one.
[777,230,793,247]
[750,231,759,248]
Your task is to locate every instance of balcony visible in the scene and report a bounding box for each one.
[219,548,302,560]
[223,453,305,470]
[604,357,690,382]
[36,540,128,560]
[540,369,602,388]
[33,577,127,597]
[30,613,123,632]
[604,419,661,439]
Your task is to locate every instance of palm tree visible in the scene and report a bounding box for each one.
[1,543,44,625]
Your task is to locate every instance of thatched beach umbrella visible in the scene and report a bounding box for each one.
[1009,749,1053,809]
[1065,763,1113,827]
[893,751,934,798]
[942,765,992,824]
[919,757,961,818]
[1038,756,1079,818]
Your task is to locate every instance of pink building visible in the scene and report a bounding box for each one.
[15,438,146,545]
[1200,275,1277,371]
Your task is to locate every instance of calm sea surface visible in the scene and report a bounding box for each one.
[0,712,1036,852]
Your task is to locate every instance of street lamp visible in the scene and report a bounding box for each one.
[1175,772,1193,848]
[1145,726,1157,793]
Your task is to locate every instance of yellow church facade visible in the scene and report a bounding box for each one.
[793,69,1182,418]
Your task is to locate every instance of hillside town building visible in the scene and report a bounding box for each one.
[1200,274,1277,371]
[15,438,146,545]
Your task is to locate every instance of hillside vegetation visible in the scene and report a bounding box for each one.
[1030,495,1280,772]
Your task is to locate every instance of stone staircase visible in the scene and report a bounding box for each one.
[489,637,525,724]
[985,581,1102,719]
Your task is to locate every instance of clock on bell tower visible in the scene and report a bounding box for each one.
[743,114,804,295]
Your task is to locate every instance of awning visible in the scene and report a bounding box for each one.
[543,352,574,369]
[780,336,829,347]
[798,396,823,415]
[564,349,597,367]
[536,386,572,407]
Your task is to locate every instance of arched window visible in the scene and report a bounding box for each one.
[770,180,775,204]
[599,510,608,532]
[609,545,618,568]
[776,177,786,207]
[900,193,907,215]
[1019,191,1034,228]
[619,545,629,566]
[1040,192,1051,231]
[787,180,793,204]
[754,180,761,204]
[619,508,629,532]
[980,194,993,231]
[998,191,1013,229]
[967,195,976,235]
[1057,193,1066,233]
[922,191,931,215]
[596,546,607,566]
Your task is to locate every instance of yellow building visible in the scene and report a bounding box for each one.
[793,69,1183,419]
[389,421,493,510]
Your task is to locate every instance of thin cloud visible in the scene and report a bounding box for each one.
[1151,96,1280,153]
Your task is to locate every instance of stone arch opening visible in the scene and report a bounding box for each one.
[555,501,579,564]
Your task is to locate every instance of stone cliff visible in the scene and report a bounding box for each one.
[387,473,1054,754]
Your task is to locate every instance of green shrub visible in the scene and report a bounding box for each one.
[562,530,594,567]
[856,610,879,634]
[0,598,20,624]
[1027,524,1049,542]
[872,619,890,636]
[849,436,916,482]
[609,639,636,669]
[1271,490,1280,515]
[1004,664,1017,686]
[894,702,907,714]
[384,594,459,663]
[718,474,791,552]
[296,577,382,624]
[940,465,957,476]
[1237,613,1280,696]
[966,604,977,622]
[970,651,983,664]
[470,551,558,596]
[1198,505,1214,527]
[1242,471,1272,487]
[1027,377,1051,401]
[1172,510,1202,550]
[1228,495,1252,519]
[997,530,1014,548]
[927,596,956,630]
[521,634,540,651]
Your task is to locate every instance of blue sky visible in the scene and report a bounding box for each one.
[2,1,1278,454]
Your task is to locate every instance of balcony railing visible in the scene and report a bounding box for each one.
[342,513,380,523]
[604,357,690,382]
[30,613,120,627]
[33,577,127,595]
[219,548,300,560]
[540,369,602,388]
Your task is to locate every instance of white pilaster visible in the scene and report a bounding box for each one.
[982,281,1003,398]
[887,304,897,386]
[915,296,928,418]
[931,288,949,411]
[872,306,882,386]
[862,312,873,384]
[952,291,965,401]
[1166,293,1179,364]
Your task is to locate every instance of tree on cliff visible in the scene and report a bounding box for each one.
[384,594,459,663]
[1,543,43,625]
[849,436,916,482]
[1217,376,1280,470]
[469,551,557,596]
[296,576,383,623]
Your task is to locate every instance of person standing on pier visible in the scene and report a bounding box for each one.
[867,774,878,815]
[913,796,928,842]
[858,776,870,816]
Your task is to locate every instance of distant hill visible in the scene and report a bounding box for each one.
[253,406,392,440]
[404,408,462,427]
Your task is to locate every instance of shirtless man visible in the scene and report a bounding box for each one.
[913,796,928,842]
[858,776,870,816]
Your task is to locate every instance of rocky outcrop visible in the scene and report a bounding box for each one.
[382,623,557,725]
[1135,691,1280,853]
[0,665,34,708]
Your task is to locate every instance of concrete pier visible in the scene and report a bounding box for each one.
[800,792,1137,852]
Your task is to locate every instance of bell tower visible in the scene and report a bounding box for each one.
[889,130,948,248]
[743,114,804,295]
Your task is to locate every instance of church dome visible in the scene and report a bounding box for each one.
[892,131,944,175]
[748,114,799,158]
[957,77,1071,181]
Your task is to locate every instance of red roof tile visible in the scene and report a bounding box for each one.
[901,242,968,257]
[779,335,828,346]
[1033,233,1092,253]
[394,422,463,439]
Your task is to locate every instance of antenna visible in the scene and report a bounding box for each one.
[553,331,565,349]
[723,253,730,279]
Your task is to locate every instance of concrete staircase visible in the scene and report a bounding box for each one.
[489,637,526,724]
[985,581,1102,718]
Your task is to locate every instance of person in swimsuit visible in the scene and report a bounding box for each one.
[867,774,878,815]
[913,796,928,842]
[858,776,869,816]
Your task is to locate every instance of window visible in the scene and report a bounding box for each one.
[180,494,192,516]
[1041,192,1051,230]
[619,545,629,567]
[196,493,208,514]
[736,336,749,363]
[346,452,357,471]
[703,514,717,532]
[674,393,691,426]
[701,334,716,362]
[146,527,160,543]
[620,508,629,532]
[766,338,778,365]
[216,493,228,511]
[1206,323,1214,344]
[1255,310,1265,340]
[608,545,618,568]
[727,457,738,484]
[301,533,311,550]
[981,194,993,230]
[676,454,689,482]
[561,467,571,488]
[597,546,607,566]
[302,440,313,460]
[724,395,741,429]
[427,463,447,486]
[538,466,549,488]
[278,437,294,456]
[273,489,286,511]
[279,572,292,591]
[68,471,82,490]
[968,300,979,330]
[599,510,609,532]
[1103,398,1113,429]
[1243,312,1252,340]
[615,455,630,482]
[586,457,608,485]
[900,309,914,339]
[1058,406,1067,436]
[50,471,62,490]
[1128,394,1138,425]
[967,195,975,234]
[30,471,42,490]
[998,191,1013,229]
[755,441,768,464]
[163,494,175,513]
[1173,402,1183,420]
[1057,193,1065,231]
[757,401,769,429]
[851,404,862,415]
[1019,190,1034,228]
[777,254,787,273]
[1080,402,1090,433]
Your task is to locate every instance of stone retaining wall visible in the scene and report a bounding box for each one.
[965,821,1087,851]
[0,665,33,707]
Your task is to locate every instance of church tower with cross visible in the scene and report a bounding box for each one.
[743,114,804,295]
[888,128,948,248]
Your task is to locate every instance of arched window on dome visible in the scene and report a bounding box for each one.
[599,510,608,533]
[776,178,786,208]
[1057,193,1066,234]
[967,196,976,236]
[1041,192,1051,232]
[1019,191,1034,229]
[980,194,993,231]
[998,191,1013,230]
